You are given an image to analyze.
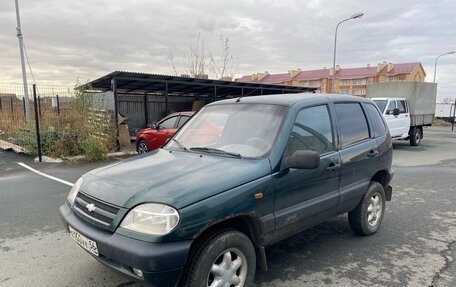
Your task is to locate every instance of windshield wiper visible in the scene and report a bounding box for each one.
[172,139,188,151]
[189,147,242,158]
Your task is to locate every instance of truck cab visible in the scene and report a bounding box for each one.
[372,98,411,139]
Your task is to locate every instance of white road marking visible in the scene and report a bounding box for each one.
[17,162,74,187]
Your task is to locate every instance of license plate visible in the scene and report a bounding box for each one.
[68,225,99,256]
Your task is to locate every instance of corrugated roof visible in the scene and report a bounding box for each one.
[84,71,316,97]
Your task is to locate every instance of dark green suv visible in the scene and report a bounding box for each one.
[60,94,393,286]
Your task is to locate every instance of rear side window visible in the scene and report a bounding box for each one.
[334,103,370,148]
[365,103,387,137]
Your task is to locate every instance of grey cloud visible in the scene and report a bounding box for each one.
[0,0,455,99]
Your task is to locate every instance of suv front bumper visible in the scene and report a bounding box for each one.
[59,203,192,286]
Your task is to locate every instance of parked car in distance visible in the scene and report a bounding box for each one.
[135,111,194,153]
[60,94,393,287]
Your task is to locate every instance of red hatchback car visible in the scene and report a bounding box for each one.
[135,111,195,153]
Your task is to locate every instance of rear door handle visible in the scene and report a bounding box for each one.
[367,150,379,158]
[326,162,341,172]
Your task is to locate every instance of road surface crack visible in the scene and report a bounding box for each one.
[430,240,456,286]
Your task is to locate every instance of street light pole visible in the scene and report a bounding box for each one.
[14,0,30,121]
[433,51,455,83]
[332,12,364,94]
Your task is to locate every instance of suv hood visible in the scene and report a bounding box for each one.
[80,149,271,209]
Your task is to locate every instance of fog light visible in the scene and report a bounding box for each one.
[133,267,143,278]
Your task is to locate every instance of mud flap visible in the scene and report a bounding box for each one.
[255,245,268,271]
[385,185,393,201]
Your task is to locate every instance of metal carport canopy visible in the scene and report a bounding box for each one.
[84,71,317,97]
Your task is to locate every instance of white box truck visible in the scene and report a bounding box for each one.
[367,82,437,146]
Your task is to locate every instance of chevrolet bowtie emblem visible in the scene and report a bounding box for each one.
[86,203,96,212]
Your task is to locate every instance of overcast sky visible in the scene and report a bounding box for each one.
[0,0,455,99]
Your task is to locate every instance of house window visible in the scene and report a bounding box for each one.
[309,81,320,87]
[340,80,351,86]
[340,89,351,94]
[388,77,397,82]
[353,89,366,95]
[352,78,366,85]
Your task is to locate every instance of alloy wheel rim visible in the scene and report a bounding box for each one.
[367,193,382,227]
[138,143,148,154]
[207,248,248,287]
[415,133,420,144]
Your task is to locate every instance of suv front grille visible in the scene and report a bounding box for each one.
[73,192,120,231]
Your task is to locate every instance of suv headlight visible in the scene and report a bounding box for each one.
[67,177,82,205]
[120,203,180,235]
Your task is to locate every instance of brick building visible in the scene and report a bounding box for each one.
[237,62,426,97]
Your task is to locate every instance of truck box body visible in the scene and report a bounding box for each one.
[367,82,437,126]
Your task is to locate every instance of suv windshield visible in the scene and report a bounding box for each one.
[372,100,387,113]
[165,103,288,158]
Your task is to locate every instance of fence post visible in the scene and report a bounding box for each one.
[452,98,456,132]
[10,98,14,120]
[56,94,60,115]
[38,95,42,116]
[33,84,42,162]
[23,99,26,121]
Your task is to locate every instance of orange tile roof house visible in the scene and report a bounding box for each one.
[237,62,426,97]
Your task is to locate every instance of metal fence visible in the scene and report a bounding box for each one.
[0,83,88,160]
[0,83,197,159]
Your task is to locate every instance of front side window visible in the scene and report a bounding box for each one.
[385,101,396,115]
[167,104,288,158]
[398,100,407,113]
[177,116,191,128]
[288,105,334,155]
[159,116,178,129]
[334,103,370,148]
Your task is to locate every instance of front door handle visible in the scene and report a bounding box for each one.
[326,162,341,172]
[367,150,379,158]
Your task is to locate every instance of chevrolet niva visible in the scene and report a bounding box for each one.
[60,94,393,287]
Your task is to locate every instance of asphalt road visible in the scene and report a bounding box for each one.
[1,126,456,287]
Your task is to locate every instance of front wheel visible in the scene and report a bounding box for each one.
[184,229,256,287]
[348,182,386,236]
[137,140,149,154]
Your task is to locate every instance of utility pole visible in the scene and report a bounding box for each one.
[15,0,30,121]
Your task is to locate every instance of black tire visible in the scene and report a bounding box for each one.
[348,182,386,236]
[137,140,149,154]
[409,127,422,146]
[183,229,256,287]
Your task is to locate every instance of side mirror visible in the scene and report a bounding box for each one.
[286,150,320,169]
[147,122,159,129]
[392,108,400,116]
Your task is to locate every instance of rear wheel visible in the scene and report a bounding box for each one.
[137,140,149,154]
[409,127,422,146]
[348,182,386,236]
[184,229,256,287]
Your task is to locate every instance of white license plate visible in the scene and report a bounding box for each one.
[68,225,99,256]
